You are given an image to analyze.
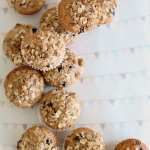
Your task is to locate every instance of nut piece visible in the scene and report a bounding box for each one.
[40,88,80,131]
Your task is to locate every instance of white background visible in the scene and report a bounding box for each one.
[0,0,150,149]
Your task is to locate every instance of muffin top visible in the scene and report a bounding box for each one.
[114,139,148,150]
[4,66,44,108]
[17,126,59,150]
[58,0,100,33]
[21,28,65,71]
[40,88,80,131]
[40,7,79,46]
[64,127,104,150]
[7,0,46,15]
[42,48,84,88]
[3,24,34,66]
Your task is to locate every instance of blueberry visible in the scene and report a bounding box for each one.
[88,8,92,15]
[69,64,75,68]
[74,136,80,141]
[48,102,53,107]
[111,11,115,16]
[62,81,68,87]
[32,28,37,33]
[42,101,47,108]
[78,28,84,34]
[70,34,75,38]
[46,138,52,145]
[58,67,62,72]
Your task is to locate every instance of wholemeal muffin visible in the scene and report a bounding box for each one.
[17,126,59,150]
[58,0,100,33]
[21,28,65,71]
[42,48,84,88]
[39,88,81,131]
[4,66,44,108]
[3,24,34,66]
[7,0,46,15]
[40,7,79,46]
[114,139,148,150]
[64,127,105,150]
[98,0,117,25]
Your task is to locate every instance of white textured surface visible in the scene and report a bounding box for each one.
[0,0,150,149]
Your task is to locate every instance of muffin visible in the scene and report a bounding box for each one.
[7,0,46,15]
[17,126,59,150]
[39,88,80,131]
[114,139,148,150]
[21,28,65,71]
[42,48,84,88]
[58,0,100,33]
[4,66,44,108]
[98,0,117,25]
[40,7,79,46]
[3,24,34,66]
[64,127,104,150]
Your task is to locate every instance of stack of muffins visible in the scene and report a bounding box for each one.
[2,0,148,149]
